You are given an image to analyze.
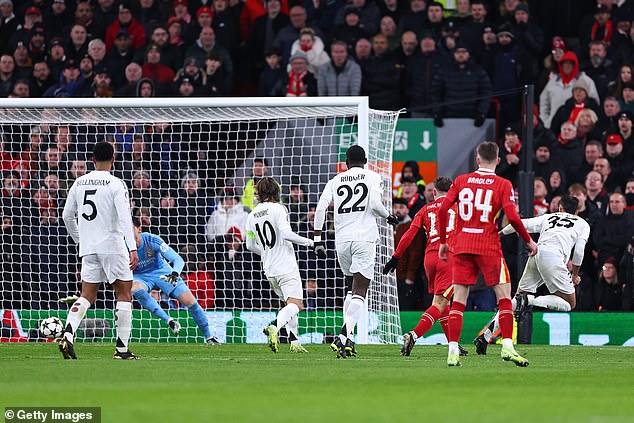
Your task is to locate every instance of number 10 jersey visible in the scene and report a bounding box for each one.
[316,166,389,245]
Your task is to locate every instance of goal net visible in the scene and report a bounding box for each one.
[0,97,401,345]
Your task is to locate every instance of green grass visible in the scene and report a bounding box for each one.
[1,343,634,423]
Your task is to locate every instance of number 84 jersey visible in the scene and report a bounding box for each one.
[316,167,389,244]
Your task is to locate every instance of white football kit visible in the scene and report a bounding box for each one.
[315,166,389,280]
[62,170,136,283]
[246,202,313,300]
[502,212,591,295]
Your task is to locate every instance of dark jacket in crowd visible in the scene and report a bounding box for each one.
[430,59,492,118]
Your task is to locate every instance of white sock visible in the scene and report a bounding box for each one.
[531,295,571,312]
[483,311,500,342]
[343,291,352,314]
[511,297,517,310]
[341,295,365,342]
[502,338,514,350]
[276,303,299,333]
[115,301,132,353]
[286,314,300,346]
[448,341,459,355]
[64,296,90,342]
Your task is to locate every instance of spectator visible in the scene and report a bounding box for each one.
[378,0,406,24]
[398,0,427,37]
[211,0,240,57]
[10,78,29,97]
[360,34,405,110]
[26,25,46,63]
[593,192,634,266]
[135,77,155,97]
[539,51,599,129]
[8,6,42,49]
[66,24,89,63]
[430,41,491,126]
[459,0,491,60]
[115,62,143,96]
[167,16,186,50]
[182,245,214,309]
[258,48,285,97]
[533,141,554,181]
[317,40,361,97]
[496,125,523,186]
[241,157,267,210]
[510,3,543,86]
[43,59,87,98]
[134,0,164,37]
[271,50,317,97]
[550,79,602,137]
[206,187,248,242]
[333,0,381,36]
[239,0,289,43]
[141,44,176,88]
[174,76,195,96]
[582,40,616,102]
[407,32,448,117]
[0,54,17,97]
[185,26,233,89]
[396,160,426,197]
[0,0,19,56]
[551,121,584,185]
[397,30,418,63]
[585,169,608,214]
[178,171,211,245]
[174,56,206,90]
[609,65,632,100]
[580,4,613,54]
[105,2,146,52]
[272,5,324,65]
[574,109,601,143]
[87,39,107,68]
[330,6,369,56]
[71,2,98,41]
[289,27,329,76]
[595,257,627,311]
[93,0,118,40]
[354,37,371,63]
[104,31,135,89]
[392,197,423,311]
[625,178,634,210]
[420,1,445,42]
[130,169,153,210]
[380,16,400,51]
[598,96,621,137]
[46,38,66,82]
[619,82,634,114]
[247,0,289,73]
[533,177,549,216]
[285,177,309,232]
[400,176,425,217]
[135,26,182,70]
[185,5,213,46]
[615,110,634,160]
[605,134,634,192]
[547,168,566,202]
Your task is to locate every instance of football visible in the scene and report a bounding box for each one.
[39,317,63,339]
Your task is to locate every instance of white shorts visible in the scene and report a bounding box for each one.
[81,254,133,284]
[336,241,376,281]
[518,253,575,295]
[268,270,303,301]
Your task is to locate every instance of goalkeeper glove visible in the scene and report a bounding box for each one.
[382,256,399,274]
[160,271,180,286]
[313,242,327,259]
[386,214,400,228]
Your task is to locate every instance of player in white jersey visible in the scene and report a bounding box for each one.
[60,142,139,360]
[314,145,399,358]
[245,177,317,353]
[474,195,590,354]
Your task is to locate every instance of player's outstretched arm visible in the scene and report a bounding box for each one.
[62,183,80,243]
[383,220,422,274]
[501,215,547,236]
[368,178,390,219]
[113,181,137,254]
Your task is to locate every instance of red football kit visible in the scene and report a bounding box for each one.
[437,168,531,287]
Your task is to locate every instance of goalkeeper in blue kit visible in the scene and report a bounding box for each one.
[131,218,219,345]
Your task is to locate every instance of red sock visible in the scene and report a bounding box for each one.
[413,305,441,337]
[448,302,466,343]
[438,306,450,339]
[498,298,513,340]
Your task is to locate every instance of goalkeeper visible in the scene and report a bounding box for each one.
[131,217,219,345]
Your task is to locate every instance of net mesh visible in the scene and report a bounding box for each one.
[0,101,401,344]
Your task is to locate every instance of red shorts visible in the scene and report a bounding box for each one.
[424,252,454,298]
[452,254,511,287]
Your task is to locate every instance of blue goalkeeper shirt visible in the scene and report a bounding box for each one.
[134,232,185,276]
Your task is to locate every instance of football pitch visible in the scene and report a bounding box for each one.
[2,344,633,423]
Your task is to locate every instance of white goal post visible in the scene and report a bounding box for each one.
[0,97,401,345]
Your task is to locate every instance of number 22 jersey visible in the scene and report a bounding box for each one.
[315,167,389,244]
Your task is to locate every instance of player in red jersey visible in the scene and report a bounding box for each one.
[437,141,537,367]
[383,176,467,357]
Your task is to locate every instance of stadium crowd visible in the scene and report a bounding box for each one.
[1,0,634,312]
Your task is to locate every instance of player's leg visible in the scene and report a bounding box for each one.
[488,257,528,367]
[113,279,139,359]
[340,271,369,356]
[132,281,174,326]
[343,276,353,315]
[330,243,355,358]
[59,281,99,359]
[274,272,306,351]
[284,298,307,352]
[530,291,575,311]
[402,294,450,357]
[59,255,103,359]
[528,256,576,311]
[447,284,469,366]
[176,289,218,344]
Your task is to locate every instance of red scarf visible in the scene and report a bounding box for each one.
[505,140,522,155]
[300,44,312,52]
[286,71,308,96]
[407,193,420,209]
[558,134,570,145]
[568,103,585,123]
[534,199,549,216]
[591,20,613,44]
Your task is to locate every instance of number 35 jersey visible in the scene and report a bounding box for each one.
[316,167,389,244]
[502,212,590,266]
[246,202,312,277]
[443,168,515,256]
[62,170,136,257]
